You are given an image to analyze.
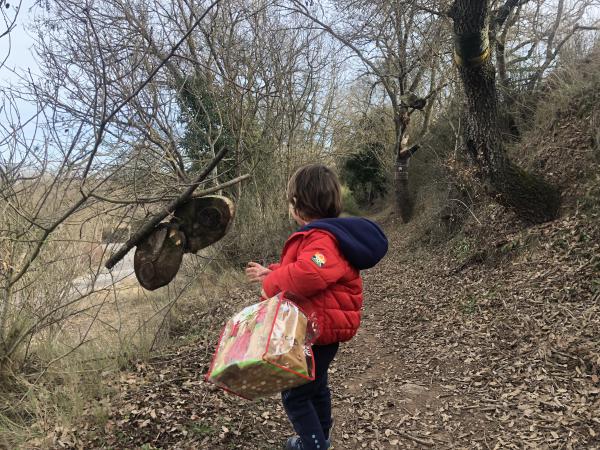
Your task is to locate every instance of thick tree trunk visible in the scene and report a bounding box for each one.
[449,0,560,223]
[394,106,423,223]
[394,111,410,222]
[395,143,420,223]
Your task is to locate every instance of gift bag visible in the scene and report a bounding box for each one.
[206,293,316,400]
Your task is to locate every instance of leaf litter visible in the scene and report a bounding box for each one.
[43,202,598,450]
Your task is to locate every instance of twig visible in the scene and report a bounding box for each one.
[89,174,250,205]
[399,431,435,446]
[448,198,482,225]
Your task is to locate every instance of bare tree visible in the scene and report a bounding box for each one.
[0,0,342,370]
[495,0,600,93]
[0,0,227,369]
[286,0,452,222]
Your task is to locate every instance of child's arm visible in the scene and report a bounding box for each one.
[262,232,347,299]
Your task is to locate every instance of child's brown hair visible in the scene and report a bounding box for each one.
[287,164,342,220]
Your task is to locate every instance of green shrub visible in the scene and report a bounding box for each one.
[340,142,389,207]
[341,185,362,216]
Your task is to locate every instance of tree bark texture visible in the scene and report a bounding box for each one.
[395,144,420,223]
[394,110,411,223]
[449,0,560,223]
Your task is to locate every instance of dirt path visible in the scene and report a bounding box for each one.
[65,213,599,450]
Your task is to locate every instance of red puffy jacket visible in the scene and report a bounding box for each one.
[262,218,388,345]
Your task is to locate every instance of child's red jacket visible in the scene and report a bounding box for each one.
[262,218,388,345]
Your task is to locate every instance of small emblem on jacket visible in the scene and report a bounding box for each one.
[311,253,326,267]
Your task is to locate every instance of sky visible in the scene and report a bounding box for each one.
[1,0,38,83]
[1,0,41,155]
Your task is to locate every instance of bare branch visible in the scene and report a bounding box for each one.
[89,173,250,205]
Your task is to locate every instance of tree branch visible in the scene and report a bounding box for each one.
[79,0,222,183]
[90,174,250,205]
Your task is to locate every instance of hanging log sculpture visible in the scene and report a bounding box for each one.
[133,195,235,291]
[105,145,230,271]
[134,223,186,291]
[173,195,234,253]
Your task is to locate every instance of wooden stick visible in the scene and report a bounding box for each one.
[105,145,229,269]
[399,431,435,447]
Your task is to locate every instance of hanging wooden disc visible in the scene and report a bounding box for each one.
[173,195,235,254]
[134,223,186,291]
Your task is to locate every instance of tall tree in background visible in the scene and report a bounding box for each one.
[449,0,561,223]
[493,0,599,135]
[177,73,235,178]
[335,104,395,206]
[290,0,450,222]
[495,0,599,93]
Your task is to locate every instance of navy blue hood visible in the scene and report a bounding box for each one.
[299,217,388,270]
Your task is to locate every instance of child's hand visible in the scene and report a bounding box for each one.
[245,262,271,283]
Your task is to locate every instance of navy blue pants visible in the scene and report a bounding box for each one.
[281,343,339,450]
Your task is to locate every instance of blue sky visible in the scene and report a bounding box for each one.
[1,0,38,83]
[1,0,40,150]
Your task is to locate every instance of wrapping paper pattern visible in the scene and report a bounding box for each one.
[207,294,315,400]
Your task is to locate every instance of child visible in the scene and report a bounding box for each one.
[246,164,388,450]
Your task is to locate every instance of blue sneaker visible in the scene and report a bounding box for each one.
[284,436,303,450]
[284,436,331,449]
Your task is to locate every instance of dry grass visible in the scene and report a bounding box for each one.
[0,284,166,447]
[0,232,266,449]
[0,147,316,447]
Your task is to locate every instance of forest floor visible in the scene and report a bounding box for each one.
[40,199,600,450]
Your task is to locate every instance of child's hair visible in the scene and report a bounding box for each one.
[287,164,342,220]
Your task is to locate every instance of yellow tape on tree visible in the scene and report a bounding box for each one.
[453,30,491,68]
[454,46,491,67]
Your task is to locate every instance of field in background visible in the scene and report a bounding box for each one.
[0,214,259,448]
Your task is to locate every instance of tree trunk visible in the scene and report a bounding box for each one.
[449,0,560,223]
[395,143,420,223]
[394,108,413,223]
